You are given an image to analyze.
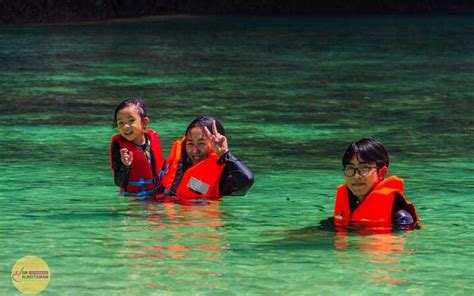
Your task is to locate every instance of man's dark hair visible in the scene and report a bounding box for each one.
[342,138,389,168]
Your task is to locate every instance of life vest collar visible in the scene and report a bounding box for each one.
[159,137,224,200]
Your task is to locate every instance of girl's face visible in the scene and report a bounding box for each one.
[345,154,387,201]
[185,127,211,165]
[116,105,148,145]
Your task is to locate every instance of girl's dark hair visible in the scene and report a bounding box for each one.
[113,97,148,127]
[185,116,226,137]
[342,138,389,168]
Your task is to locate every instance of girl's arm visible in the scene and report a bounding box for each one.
[218,151,254,196]
[112,142,130,188]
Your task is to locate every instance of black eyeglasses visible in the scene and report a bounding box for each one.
[342,166,377,177]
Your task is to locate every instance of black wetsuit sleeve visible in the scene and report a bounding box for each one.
[392,193,415,226]
[112,141,130,188]
[218,151,254,196]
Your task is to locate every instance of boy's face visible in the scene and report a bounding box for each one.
[345,154,387,200]
[116,105,149,145]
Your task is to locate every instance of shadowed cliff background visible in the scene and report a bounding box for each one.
[1,0,473,24]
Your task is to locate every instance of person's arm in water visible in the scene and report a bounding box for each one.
[218,151,254,196]
[112,141,130,188]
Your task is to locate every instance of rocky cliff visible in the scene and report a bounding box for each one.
[1,0,473,24]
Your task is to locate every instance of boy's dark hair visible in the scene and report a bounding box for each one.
[342,138,389,168]
[185,116,226,137]
[113,97,148,127]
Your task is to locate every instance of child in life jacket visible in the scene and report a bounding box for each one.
[109,98,164,198]
[333,138,419,230]
[158,116,254,202]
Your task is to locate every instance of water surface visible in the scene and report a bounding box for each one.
[0,15,473,295]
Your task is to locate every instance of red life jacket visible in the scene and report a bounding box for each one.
[109,129,164,197]
[159,137,225,202]
[333,176,419,232]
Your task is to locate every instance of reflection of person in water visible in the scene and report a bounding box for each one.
[119,201,226,290]
[271,222,413,289]
[334,232,412,288]
[144,202,224,260]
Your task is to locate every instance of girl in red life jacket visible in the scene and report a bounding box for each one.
[158,116,254,202]
[330,138,419,232]
[109,98,164,198]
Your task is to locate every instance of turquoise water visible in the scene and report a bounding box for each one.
[1,16,473,295]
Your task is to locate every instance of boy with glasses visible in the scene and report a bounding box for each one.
[333,138,419,230]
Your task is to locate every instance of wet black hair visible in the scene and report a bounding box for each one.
[342,138,389,168]
[185,116,226,137]
[113,97,148,127]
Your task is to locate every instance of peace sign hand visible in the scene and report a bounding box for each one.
[204,120,228,157]
[120,148,133,167]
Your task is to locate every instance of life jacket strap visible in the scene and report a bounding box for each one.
[128,175,162,190]
[122,188,158,200]
[128,177,156,187]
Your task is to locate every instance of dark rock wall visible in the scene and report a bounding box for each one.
[1,0,473,24]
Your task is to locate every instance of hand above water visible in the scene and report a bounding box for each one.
[204,120,228,157]
[120,148,133,167]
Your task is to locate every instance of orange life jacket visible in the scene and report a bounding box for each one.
[109,129,164,198]
[159,137,225,202]
[333,176,419,232]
